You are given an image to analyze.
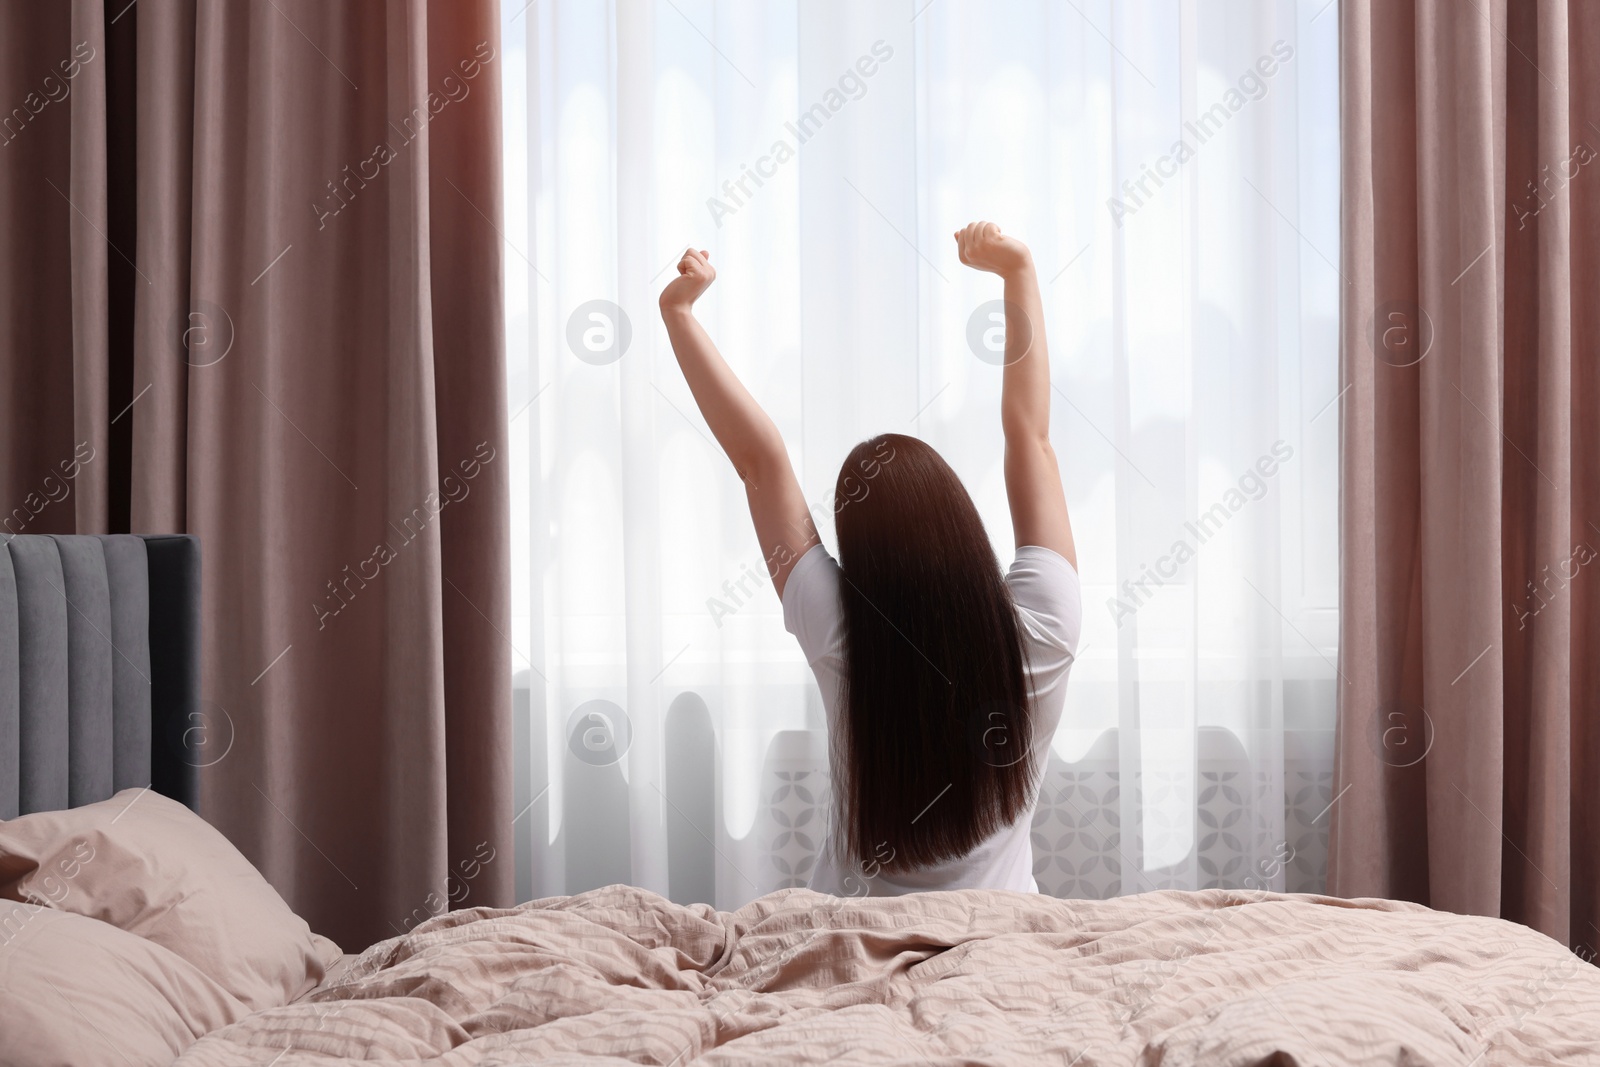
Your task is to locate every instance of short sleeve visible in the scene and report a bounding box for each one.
[1006,545,1082,661]
[781,544,846,669]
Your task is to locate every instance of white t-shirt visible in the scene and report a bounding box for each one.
[781,542,1082,896]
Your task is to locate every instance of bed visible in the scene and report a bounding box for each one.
[168,882,1600,1066]
[4,535,1598,1067]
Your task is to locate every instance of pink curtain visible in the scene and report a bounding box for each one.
[1334,0,1600,951]
[0,0,511,949]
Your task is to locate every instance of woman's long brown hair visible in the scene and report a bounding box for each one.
[832,433,1033,875]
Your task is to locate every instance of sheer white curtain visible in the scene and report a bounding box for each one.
[501,0,1340,907]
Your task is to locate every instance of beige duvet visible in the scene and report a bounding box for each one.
[175,885,1600,1066]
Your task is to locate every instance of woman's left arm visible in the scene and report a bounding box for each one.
[659,248,820,596]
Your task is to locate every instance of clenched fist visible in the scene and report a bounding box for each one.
[659,247,716,312]
[954,221,1032,278]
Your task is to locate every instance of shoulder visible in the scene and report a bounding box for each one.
[782,544,844,662]
[781,543,839,611]
[1005,545,1081,655]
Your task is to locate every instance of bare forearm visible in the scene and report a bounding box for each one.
[661,307,784,483]
[1001,259,1050,441]
[956,220,1074,563]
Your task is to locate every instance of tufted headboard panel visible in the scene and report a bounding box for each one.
[0,534,201,818]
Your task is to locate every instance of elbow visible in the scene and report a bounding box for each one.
[1001,412,1052,447]
[733,425,790,486]
[1005,433,1057,465]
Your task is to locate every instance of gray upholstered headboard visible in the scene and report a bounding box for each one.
[0,534,201,819]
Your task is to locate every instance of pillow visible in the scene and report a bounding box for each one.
[0,788,337,1010]
[0,902,247,1067]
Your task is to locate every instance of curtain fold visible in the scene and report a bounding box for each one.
[1334,0,1599,950]
[0,2,80,522]
[0,0,510,950]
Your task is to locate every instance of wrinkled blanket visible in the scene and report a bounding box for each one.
[174,885,1600,1066]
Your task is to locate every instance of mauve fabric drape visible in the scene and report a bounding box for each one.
[0,0,511,949]
[1334,0,1600,950]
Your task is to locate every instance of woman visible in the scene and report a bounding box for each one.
[659,221,1080,895]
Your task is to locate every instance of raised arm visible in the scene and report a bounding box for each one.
[658,248,820,596]
[954,222,1077,568]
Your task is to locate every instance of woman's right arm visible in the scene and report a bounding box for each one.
[659,248,820,597]
[955,221,1077,568]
